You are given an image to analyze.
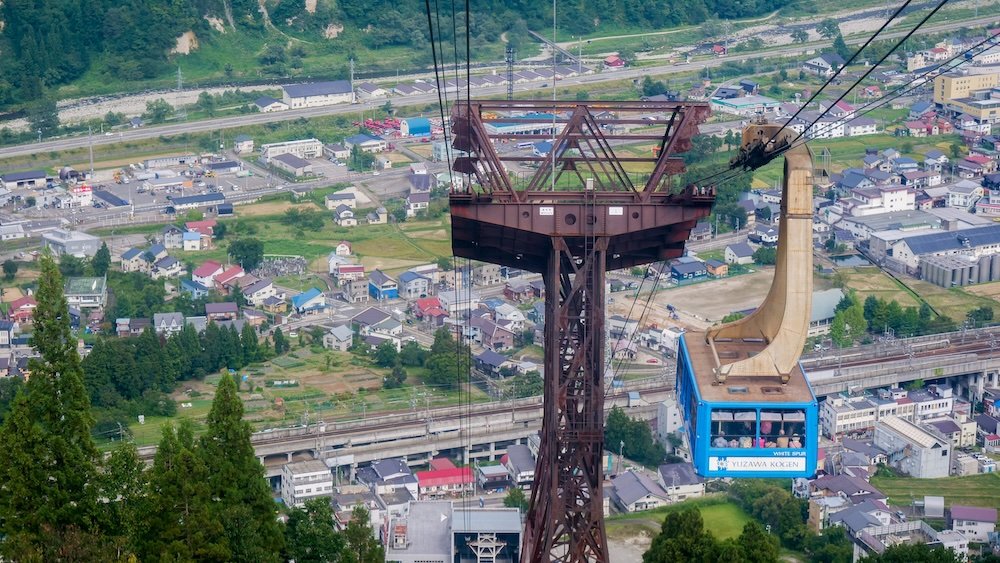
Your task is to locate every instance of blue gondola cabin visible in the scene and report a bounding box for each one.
[676,332,818,478]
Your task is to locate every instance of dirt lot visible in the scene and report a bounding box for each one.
[964,281,1000,299]
[609,269,775,331]
[235,200,313,217]
[608,538,650,563]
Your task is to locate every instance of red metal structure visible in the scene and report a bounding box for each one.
[448,100,714,562]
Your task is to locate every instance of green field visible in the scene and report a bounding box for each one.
[606,497,752,541]
[871,472,1000,511]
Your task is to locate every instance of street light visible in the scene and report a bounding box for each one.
[617,440,625,474]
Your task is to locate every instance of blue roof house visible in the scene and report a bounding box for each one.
[291,288,327,314]
[369,270,399,300]
[670,260,707,284]
[180,279,211,300]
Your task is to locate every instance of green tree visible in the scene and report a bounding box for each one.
[214,221,228,240]
[241,323,260,364]
[27,96,60,138]
[273,327,289,355]
[425,328,465,389]
[504,487,529,512]
[967,306,994,326]
[284,497,345,563]
[228,238,265,271]
[831,301,868,347]
[721,312,745,323]
[92,241,111,277]
[832,34,852,62]
[736,521,780,563]
[143,98,174,124]
[753,246,777,265]
[605,406,666,466]
[97,441,146,555]
[791,29,809,43]
[817,19,840,39]
[384,365,407,389]
[137,421,229,561]
[0,376,23,424]
[199,374,284,561]
[197,91,217,116]
[644,508,720,562]
[59,253,87,277]
[374,340,399,367]
[2,259,17,281]
[399,340,427,367]
[860,543,964,562]
[0,253,103,559]
[949,143,962,159]
[342,506,383,563]
[574,90,590,101]
[381,100,394,116]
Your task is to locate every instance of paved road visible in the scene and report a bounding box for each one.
[3,14,996,161]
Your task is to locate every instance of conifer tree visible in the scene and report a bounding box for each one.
[342,506,384,563]
[200,374,284,561]
[92,241,111,277]
[241,322,260,364]
[0,253,103,558]
[138,421,229,561]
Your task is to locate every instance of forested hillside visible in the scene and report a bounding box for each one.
[0,0,789,107]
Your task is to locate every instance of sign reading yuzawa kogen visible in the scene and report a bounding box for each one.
[708,456,807,472]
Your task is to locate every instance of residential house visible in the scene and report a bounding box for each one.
[406,191,430,218]
[671,260,707,283]
[494,303,526,332]
[809,474,887,505]
[924,149,950,172]
[356,458,417,496]
[352,307,392,335]
[504,445,535,489]
[416,467,474,499]
[151,256,183,279]
[369,270,399,300]
[343,133,387,153]
[474,349,509,377]
[607,315,639,340]
[325,192,356,210]
[725,242,755,265]
[333,204,356,227]
[115,318,150,338]
[214,266,246,293]
[262,296,287,314]
[611,470,670,513]
[947,180,984,208]
[153,312,185,336]
[802,53,845,77]
[292,288,327,314]
[323,143,350,160]
[0,321,14,348]
[705,258,728,277]
[323,325,354,352]
[180,279,211,300]
[193,260,224,287]
[367,206,388,224]
[182,231,202,251]
[874,416,950,478]
[205,302,239,322]
[610,339,637,360]
[504,281,534,303]
[242,279,277,307]
[7,296,36,324]
[473,264,502,287]
[950,506,997,542]
[242,309,266,327]
[468,315,515,351]
[657,463,705,502]
[334,263,366,283]
[398,271,430,299]
[233,134,254,154]
[120,248,149,273]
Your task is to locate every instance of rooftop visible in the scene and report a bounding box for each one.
[681,332,815,403]
[64,276,107,295]
[283,80,353,98]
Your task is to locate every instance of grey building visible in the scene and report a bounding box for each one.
[42,228,101,257]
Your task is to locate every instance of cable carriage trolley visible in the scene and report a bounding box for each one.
[677,123,818,479]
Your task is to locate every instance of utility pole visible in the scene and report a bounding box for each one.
[350,58,355,96]
[88,126,95,178]
[176,65,186,121]
[505,46,515,101]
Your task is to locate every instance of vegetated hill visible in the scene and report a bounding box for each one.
[0,0,789,107]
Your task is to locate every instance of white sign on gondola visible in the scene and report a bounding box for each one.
[708,456,806,472]
[539,206,554,216]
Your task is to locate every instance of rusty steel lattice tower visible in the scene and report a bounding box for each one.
[448,100,714,562]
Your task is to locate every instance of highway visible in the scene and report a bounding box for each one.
[3,14,998,160]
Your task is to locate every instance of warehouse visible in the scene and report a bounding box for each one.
[260,139,324,162]
[921,253,1000,287]
[166,193,225,212]
[400,117,431,138]
[282,81,355,109]
[888,224,1000,273]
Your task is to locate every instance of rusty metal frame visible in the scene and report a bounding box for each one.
[448,100,713,563]
[451,100,710,204]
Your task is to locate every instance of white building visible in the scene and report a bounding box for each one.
[282,81,355,109]
[281,460,334,507]
[260,138,324,162]
[950,506,997,542]
[874,416,950,479]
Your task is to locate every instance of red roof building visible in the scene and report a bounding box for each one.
[185,219,218,236]
[711,44,728,56]
[414,296,443,317]
[215,265,246,292]
[603,55,625,68]
[8,296,36,323]
[416,467,474,497]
